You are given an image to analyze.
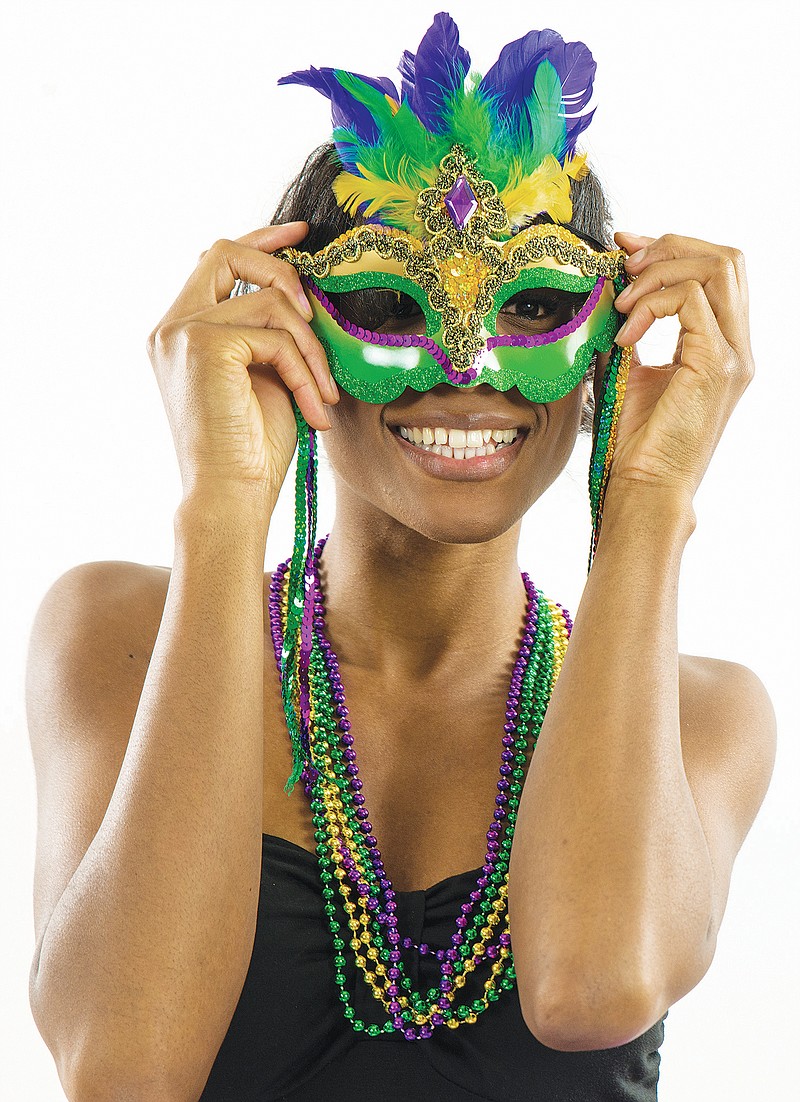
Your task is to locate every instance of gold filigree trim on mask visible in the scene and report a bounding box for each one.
[276,147,627,374]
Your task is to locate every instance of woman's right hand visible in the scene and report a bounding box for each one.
[146,220,338,504]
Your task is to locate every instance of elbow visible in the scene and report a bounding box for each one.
[519,975,665,1052]
[30,979,201,1102]
[59,1050,201,1102]
[60,1060,182,1102]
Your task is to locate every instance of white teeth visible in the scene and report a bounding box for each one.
[396,424,520,460]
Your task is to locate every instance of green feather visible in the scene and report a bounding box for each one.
[523,60,567,170]
[444,86,494,163]
[334,70,397,133]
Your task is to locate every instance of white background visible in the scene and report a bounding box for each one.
[1,1,797,1097]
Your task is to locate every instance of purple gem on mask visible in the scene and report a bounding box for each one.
[443,174,478,228]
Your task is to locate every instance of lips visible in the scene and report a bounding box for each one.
[388,422,527,481]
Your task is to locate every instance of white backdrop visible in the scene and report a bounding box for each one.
[1,1,797,1097]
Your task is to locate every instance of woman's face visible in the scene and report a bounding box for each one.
[320,280,592,543]
[323,376,586,545]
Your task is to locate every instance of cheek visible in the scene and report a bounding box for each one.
[322,397,384,480]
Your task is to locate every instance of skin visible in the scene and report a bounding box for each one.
[26,220,777,1098]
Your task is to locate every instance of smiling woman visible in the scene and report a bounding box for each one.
[23,10,778,1102]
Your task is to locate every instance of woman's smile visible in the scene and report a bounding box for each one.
[386,416,528,481]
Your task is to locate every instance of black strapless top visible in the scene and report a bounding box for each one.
[199,833,666,1100]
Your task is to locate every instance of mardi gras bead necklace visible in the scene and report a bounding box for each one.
[268,535,572,1039]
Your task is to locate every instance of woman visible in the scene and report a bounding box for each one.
[26,15,776,1102]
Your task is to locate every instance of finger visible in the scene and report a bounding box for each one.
[614,231,655,250]
[180,320,332,431]
[163,224,313,324]
[615,279,723,353]
[620,232,747,300]
[187,284,339,405]
[614,255,745,348]
[244,327,332,432]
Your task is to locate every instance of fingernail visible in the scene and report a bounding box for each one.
[627,249,646,266]
[615,286,631,305]
[297,288,313,317]
[328,375,340,400]
[615,321,631,344]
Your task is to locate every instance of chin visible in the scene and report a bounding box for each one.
[378,489,531,546]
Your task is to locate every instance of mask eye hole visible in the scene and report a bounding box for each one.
[324,287,426,334]
[496,287,591,335]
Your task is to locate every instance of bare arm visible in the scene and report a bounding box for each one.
[509,230,777,1051]
[28,492,271,1101]
[509,480,776,1051]
[509,482,704,1048]
[28,221,338,1102]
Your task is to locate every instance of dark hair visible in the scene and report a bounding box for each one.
[271,141,613,434]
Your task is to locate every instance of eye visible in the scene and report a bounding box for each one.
[383,291,424,328]
[497,288,589,334]
[324,287,425,334]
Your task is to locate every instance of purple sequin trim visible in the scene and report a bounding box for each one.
[486,276,605,350]
[306,278,479,385]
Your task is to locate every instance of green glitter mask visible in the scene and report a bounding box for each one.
[276,147,629,403]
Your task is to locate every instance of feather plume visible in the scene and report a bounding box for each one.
[399,11,471,133]
[278,66,398,147]
[278,14,599,230]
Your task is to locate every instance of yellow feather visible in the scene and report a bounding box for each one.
[500,154,575,226]
[332,168,425,234]
[564,151,589,180]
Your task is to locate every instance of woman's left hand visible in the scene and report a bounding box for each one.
[603,231,755,503]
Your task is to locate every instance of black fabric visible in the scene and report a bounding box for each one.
[199,834,666,1101]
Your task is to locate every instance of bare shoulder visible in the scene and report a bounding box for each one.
[26,560,171,943]
[677,651,777,756]
[27,560,171,740]
[677,652,777,936]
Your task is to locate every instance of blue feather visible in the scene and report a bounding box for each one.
[478,29,563,115]
[478,28,596,159]
[278,66,398,146]
[399,12,471,134]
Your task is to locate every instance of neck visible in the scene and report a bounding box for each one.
[318,492,528,684]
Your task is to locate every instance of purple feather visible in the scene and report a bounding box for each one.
[398,49,415,104]
[278,66,399,147]
[398,12,471,134]
[479,29,563,110]
[479,29,596,156]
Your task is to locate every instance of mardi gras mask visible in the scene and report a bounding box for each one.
[237,14,632,789]
[277,148,628,405]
